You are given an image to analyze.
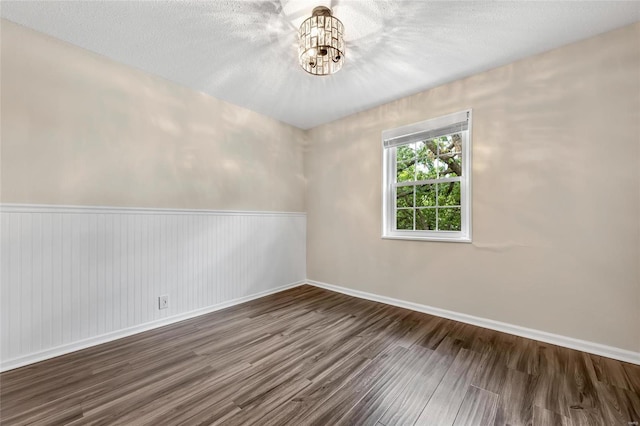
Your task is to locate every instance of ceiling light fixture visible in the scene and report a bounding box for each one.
[298,6,344,76]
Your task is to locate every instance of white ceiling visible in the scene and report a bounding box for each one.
[2,1,639,129]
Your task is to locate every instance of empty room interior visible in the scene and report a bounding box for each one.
[1,1,639,425]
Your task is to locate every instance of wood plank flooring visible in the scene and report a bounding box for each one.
[1,285,639,425]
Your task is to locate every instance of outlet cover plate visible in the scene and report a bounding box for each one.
[159,295,168,310]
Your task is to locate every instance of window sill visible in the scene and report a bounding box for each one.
[382,234,471,243]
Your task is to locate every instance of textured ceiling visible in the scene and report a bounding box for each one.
[2,1,639,129]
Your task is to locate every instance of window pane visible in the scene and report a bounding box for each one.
[438,152,462,177]
[451,134,463,153]
[435,134,462,155]
[415,208,436,230]
[434,158,449,178]
[396,209,414,230]
[396,144,416,163]
[423,139,438,157]
[438,208,461,231]
[437,181,461,206]
[434,136,449,155]
[396,185,414,208]
[416,148,437,181]
[416,184,436,207]
[396,162,415,183]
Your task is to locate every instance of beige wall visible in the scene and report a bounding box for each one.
[306,23,640,352]
[2,19,639,352]
[1,20,306,212]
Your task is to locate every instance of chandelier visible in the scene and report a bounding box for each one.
[298,6,345,76]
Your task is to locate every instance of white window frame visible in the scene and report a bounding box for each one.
[382,109,472,242]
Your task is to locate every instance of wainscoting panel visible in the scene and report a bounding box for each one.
[0,204,306,370]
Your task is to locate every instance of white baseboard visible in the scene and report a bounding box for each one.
[4,279,637,371]
[306,280,640,365]
[0,280,306,372]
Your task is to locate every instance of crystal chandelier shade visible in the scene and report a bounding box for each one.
[298,6,344,76]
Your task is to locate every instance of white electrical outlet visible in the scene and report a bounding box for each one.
[158,295,169,310]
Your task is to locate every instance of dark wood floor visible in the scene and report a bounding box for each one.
[1,285,639,425]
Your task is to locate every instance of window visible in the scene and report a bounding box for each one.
[382,110,472,242]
